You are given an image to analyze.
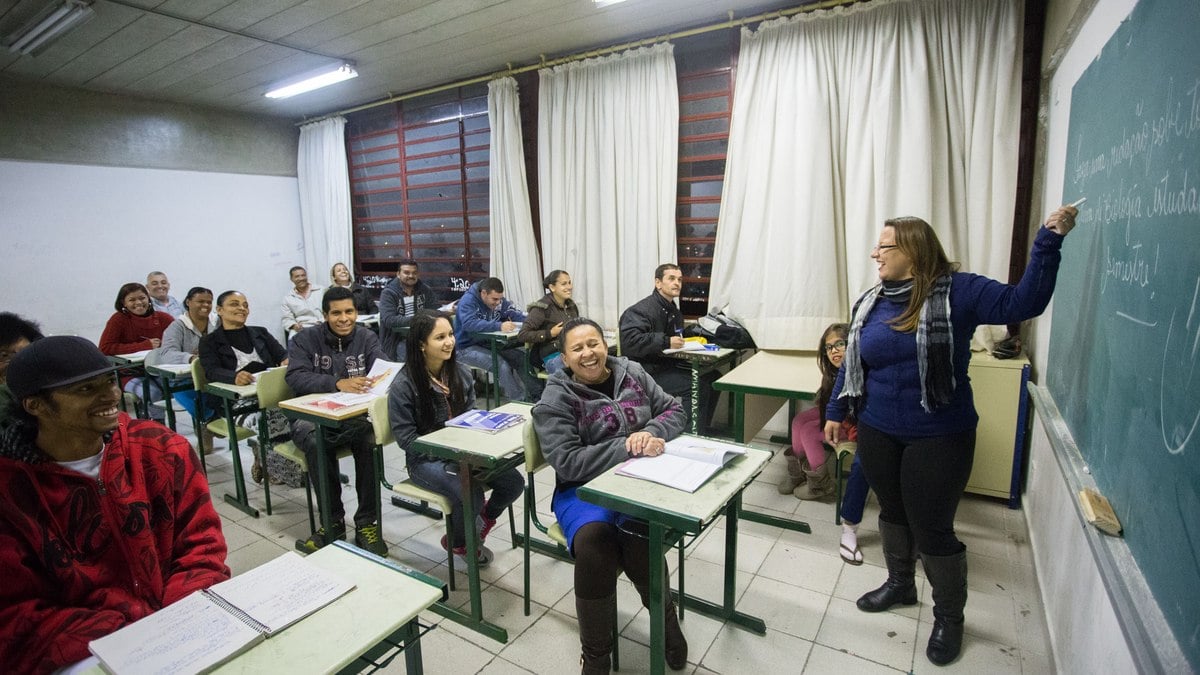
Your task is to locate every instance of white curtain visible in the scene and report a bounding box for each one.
[538,43,680,328]
[711,0,1023,348]
[487,77,543,308]
[297,117,353,284]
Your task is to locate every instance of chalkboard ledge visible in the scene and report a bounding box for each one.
[1028,383,1187,674]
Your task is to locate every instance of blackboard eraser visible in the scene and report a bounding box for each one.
[1079,488,1122,536]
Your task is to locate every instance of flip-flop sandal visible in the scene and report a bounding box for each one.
[840,542,864,565]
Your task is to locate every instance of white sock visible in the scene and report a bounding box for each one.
[840,522,863,563]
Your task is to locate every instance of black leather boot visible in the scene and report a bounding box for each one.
[921,548,968,665]
[576,595,616,674]
[856,520,918,612]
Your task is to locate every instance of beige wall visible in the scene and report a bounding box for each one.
[0,76,297,176]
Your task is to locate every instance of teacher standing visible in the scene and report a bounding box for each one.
[825,206,1077,665]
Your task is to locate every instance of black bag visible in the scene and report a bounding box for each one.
[696,307,756,349]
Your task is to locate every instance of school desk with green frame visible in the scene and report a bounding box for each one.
[405,401,531,643]
[204,379,268,518]
[216,541,445,675]
[109,351,152,418]
[473,329,521,408]
[276,392,377,551]
[579,440,772,675]
[142,361,194,432]
[665,346,740,434]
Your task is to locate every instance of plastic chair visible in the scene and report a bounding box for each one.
[368,395,460,589]
[190,359,255,473]
[255,367,354,533]
[521,422,621,669]
[833,440,858,525]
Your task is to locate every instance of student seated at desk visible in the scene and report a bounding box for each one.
[518,269,579,375]
[199,290,301,488]
[0,312,43,433]
[146,270,184,318]
[388,311,524,567]
[0,336,229,674]
[378,258,446,361]
[99,282,175,421]
[455,276,542,401]
[329,261,377,314]
[286,286,387,556]
[281,266,324,340]
[145,286,218,440]
[619,263,718,433]
[532,318,689,673]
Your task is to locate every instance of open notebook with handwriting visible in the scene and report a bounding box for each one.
[89,552,354,675]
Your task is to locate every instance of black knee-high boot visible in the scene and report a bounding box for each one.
[618,529,688,671]
[857,519,918,612]
[576,594,616,674]
[921,548,968,665]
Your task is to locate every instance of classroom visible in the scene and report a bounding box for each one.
[0,0,1195,673]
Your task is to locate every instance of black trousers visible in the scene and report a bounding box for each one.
[292,417,378,528]
[573,521,659,601]
[856,422,976,556]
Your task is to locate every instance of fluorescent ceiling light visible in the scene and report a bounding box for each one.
[594,0,631,6]
[265,63,358,99]
[5,0,95,56]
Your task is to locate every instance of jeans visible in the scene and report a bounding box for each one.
[459,344,544,401]
[856,422,976,556]
[839,454,870,524]
[291,418,379,529]
[406,457,525,548]
[124,378,164,420]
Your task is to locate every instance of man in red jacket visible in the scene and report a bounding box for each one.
[0,336,230,674]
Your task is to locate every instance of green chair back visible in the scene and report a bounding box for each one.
[254,367,294,408]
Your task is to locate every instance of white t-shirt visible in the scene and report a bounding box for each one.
[56,448,105,480]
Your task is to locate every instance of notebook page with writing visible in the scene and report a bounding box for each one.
[205,551,355,635]
[88,592,264,675]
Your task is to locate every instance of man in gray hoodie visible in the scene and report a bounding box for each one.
[286,286,388,555]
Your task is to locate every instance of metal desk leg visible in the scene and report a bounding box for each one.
[221,397,258,518]
[649,520,667,675]
[426,461,509,643]
[141,376,152,420]
[402,617,424,674]
[489,340,502,408]
[731,392,746,443]
[688,363,700,435]
[314,427,335,539]
[161,375,177,431]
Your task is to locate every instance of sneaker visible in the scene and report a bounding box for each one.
[440,534,494,568]
[478,514,498,544]
[297,525,346,553]
[355,523,388,557]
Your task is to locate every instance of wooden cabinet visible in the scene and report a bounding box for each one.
[965,352,1030,507]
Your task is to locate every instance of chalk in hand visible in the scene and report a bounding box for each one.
[1068,197,1087,208]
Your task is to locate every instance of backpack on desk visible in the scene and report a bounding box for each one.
[694,307,756,349]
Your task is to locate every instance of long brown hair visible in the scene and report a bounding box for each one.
[885,217,959,333]
[816,323,849,426]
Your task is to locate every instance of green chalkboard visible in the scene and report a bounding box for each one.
[1048,0,1200,667]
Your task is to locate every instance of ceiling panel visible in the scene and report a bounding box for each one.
[1,0,809,120]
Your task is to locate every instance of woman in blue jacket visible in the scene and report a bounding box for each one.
[825,206,1078,665]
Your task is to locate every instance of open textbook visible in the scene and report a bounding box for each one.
[88,552,354,675]
[306,359,403,409]
[445,408,525,433]
[616,436,747,492]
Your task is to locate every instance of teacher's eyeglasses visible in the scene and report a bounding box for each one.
[824,340,847,353]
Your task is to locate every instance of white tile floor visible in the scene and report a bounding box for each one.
[191,420,1053,674]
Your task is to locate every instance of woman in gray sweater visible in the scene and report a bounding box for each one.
[532,317,689,673]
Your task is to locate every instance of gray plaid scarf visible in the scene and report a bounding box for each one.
[839,274,955,413]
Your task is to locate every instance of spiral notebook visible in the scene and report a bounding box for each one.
[89,552,354,675]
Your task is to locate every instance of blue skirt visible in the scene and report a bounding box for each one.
[552,485,632,555]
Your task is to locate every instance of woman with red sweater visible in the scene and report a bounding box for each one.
[99,282,174,419]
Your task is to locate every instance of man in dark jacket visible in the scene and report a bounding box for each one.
[378,259,448,359]
[619,263,719,433]
[286,287,388,555]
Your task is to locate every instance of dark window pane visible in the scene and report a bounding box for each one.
[406,153,461,172]
[679,73,730,96]
[404,120,459,142]
[406,136,460,157]
[351,164,400,180]
[681,138,728,158]
[354,147,400,165]
[677,203,721,220]
[680,95,729,117]
[679,223,718,238]
[680,117,729,138]
[678,159,726,178]
[678,243,715,257]
[678,180,723,199]
[402,100,461,125]
[407,169,460,186]
[349,133,397,152]
[357,176,403,192]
